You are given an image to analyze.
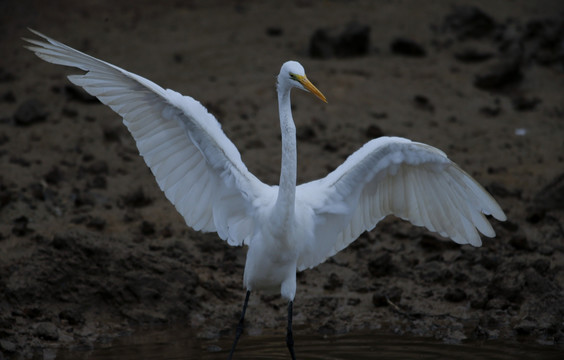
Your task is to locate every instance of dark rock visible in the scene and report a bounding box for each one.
[296,125,316,141]
[454,47,494,63]
[0,185,14,209]
[61,106,78,118]
[29,182,54,201]
[485,297,509,310]
[390,38,426,57]
[537,245,554,256]
[473,325,497,340]
[310,22,370,59]
[488,274,523,303]
[419,234,459,251]
[82,153,95,162]
[419,262,453,283]
[524,269,556,295]
[480,255,501,270]
[196,238,225,253]
[52,233,74,250]
[0,339,16,353]
[59,309,84,325]
[9,156,31,167]
[140,221,156,236]
[364,124,384,139]
[0,132,9,146]
[347,298,361,306]
[201,281,233,301]
[62,85,99,104]
[479,105,501,117]
[512,96,541,111]
[474,59,522,90]
[73,189,95,208]
[86,160,109,174]
[323,273,343,291]
[499,220,519,232]
[368,252,393,277]
[161,224,174,238]
[523,18,564,68]
[98,281,137,305]
[323,142,339,152]
[413,95,435,112]
[370,112,388,120]
[531,172,564,212]
[387,286,403,304]
[1,91,16,103]
[87,217,106,230]
[12,216,33,236]
[532,259,550,275]
[337,23,371,57]
[486,165,507,176]
[266,27,283,37]
[164,241,191,261]
[348,275,375,294]
[454,271,469,282]
[103,126,123,142]
[0,67,16,83]
[442,6,497,40]
[121,188,153,208]
[470,294,488,309]
[88,175,107,189]
[24,307,42,319]
[172,53,183,63]
[444,288,467,302]
[525,211,544,224]
[13,99,48,126]
[126,275,165,303]
[34,322,59,341]
[0,67,16,82]
[486,182,521,198]
[372,293,388,307]
[244,139,265,150]
[309,30,336,59]
[44,166,64,185]
[479,314,500,329]
[514,318,537,336]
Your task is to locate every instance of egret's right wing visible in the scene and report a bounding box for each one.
[296,137,506,270]
[25,29,273,246]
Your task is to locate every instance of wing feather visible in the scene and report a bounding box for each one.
[25,29,272,245]
[296,137,506,270]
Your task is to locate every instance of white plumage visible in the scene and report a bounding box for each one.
[25,29,506,358]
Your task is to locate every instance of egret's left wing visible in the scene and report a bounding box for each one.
[295,137,506,271]
[24,29,273,246]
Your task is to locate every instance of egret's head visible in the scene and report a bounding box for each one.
[278,61,327,103]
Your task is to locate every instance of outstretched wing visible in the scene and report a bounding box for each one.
[25,29,273,246]
[295,137,506,270]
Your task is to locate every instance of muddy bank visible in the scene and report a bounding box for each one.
[1,0,563,358]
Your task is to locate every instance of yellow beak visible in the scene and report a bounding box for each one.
[296,75,327,103]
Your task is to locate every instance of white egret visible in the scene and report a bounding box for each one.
[25,29,506,359]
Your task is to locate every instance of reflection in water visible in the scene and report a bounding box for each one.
[55,326,562,360]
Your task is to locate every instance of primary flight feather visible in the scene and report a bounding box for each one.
[24,29,506,359]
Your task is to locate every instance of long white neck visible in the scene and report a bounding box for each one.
[273,84,297,230]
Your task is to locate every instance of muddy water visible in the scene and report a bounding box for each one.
[54,326,562,360]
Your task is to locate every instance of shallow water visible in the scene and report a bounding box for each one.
[54,327,562,360]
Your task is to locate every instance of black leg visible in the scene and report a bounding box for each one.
[286,300,297,360]
[227,290,250,360]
